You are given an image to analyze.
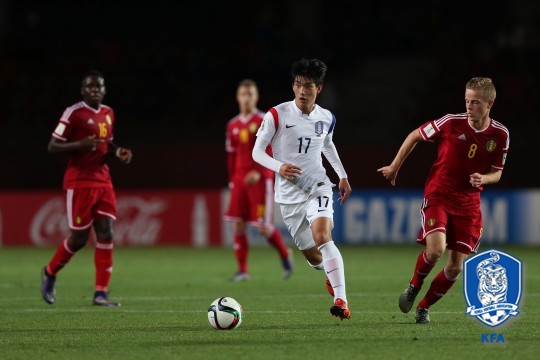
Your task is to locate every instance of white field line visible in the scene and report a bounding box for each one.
[1,292,540,303]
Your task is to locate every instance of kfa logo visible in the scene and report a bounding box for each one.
[464,249,522,327]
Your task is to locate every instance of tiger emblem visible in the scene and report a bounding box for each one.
[476,252,508,306]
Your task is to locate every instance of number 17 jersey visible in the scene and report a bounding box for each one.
[256,101,337,204]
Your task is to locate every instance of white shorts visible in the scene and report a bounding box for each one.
[279,186,334,251]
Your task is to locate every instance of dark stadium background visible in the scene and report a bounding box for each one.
[1,1,539,190]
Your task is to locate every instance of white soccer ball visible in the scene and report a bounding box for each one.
[207,296,243,330]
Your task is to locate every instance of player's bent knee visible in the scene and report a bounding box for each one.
[426,248,444,263]
[69,234,89,252]
[445,266,462,280]
[302,247,322,266]
[96,229,113,242]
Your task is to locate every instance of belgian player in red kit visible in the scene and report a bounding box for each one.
[224,79,293,281]
[41,71,132,306]
[378,77,509,323]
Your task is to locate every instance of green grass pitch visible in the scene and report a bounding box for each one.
[1,245,539,359]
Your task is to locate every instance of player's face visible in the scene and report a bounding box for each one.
[236,85,258,112]
[465,89,492,124]
[293,76,322,114]
[81,76,106,107]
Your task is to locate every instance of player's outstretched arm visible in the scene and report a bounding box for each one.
[377,128,422,186]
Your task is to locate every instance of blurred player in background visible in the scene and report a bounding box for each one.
[41,70,133,306]
[224,79,293,282]
[252,59,352,320]
[378,77,509,324]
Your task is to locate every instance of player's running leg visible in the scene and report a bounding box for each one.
[415,250,465,323]
[92,218,121,306]
[263,227,293,279]
[400,233,445,313]
[230,222,250,281]
[399,250,435,313]
[41,229,89,304]
[319,241,350,320]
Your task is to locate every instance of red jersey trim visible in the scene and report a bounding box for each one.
[269,107,279,130]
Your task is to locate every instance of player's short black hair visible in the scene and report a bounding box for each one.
[81,70,104,84]
[291,58,327,86]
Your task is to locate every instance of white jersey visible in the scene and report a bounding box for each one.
[256,101,346,204]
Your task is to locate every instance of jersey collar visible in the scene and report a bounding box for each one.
[82,101,103,114]
[292,101,317,117]
[238,109,259,123]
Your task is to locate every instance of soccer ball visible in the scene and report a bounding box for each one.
[207,296,243,330]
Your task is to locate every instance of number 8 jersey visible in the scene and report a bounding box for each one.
[255,101,347,204]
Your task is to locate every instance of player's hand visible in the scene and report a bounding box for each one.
[279,163,302,181]
[338,178,352,204]
[377,165,398,186]
[470,172,483,187]
[116,147,133,164]
[244,170,261,186]
[79,135,102,151]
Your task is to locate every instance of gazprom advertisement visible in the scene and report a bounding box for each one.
[330,189,540,245]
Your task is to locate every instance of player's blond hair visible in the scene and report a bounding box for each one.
[466,77,496,102]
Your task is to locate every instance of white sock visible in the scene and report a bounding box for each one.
[319,241,347,302]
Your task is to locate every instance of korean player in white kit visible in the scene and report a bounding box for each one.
[252,58,352,320]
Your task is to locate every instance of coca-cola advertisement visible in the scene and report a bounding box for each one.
[0,190,224,247]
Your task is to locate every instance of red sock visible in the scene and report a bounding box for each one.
[410,250,436,288]
[234,232,248,273]
[266,229,289,259]
[46,239,75,275]
[417,267,457,309]
[95,241,113,291]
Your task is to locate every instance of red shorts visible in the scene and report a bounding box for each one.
[66,187,117,230]
[224,177,274,227]
[416,197,482,255]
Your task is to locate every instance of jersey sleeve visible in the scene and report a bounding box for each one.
[323,114,347,179]
[256,111,277,142]
[52,107,76,142]
[492,130,510,170]
[108,108,115,141]
[225,121,235,153]
[418,118,443,142]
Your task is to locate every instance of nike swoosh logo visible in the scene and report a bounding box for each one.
[318,209,325,212]
[326,268,338,274]
[285,124,296,128]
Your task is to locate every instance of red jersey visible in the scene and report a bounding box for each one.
[225,110,273,182]
[419,113,509,211]
[52,101,115,189]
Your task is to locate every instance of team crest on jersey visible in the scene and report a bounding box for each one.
[427,218,436,226]
[315,121,324,136]
[249,123,258,133]
[239,129,249,143]
[486,140,496,152]
[106,114,112,125]
[464,249,522,327]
